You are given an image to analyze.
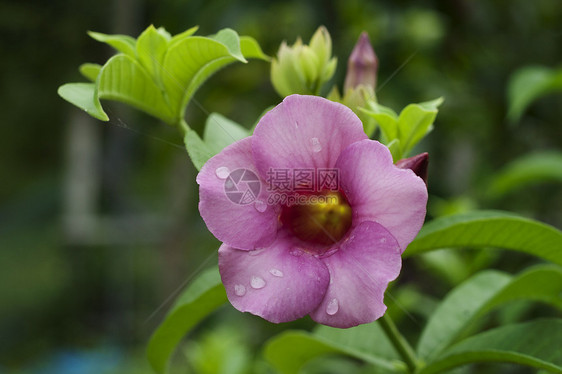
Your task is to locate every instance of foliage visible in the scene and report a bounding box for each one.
[49,11,562,374]
[507,65,562,123]
[58,25,268,127]
[362,97,444,160]
[145,210,562,373]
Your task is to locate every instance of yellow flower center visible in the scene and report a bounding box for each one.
[280,190,352,246]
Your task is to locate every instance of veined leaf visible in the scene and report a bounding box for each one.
[88,30,137,57]
[405,210,562,266]
[417,266,562,360]
[147,266,227,374]
[203,113,249,156]
[185,127,215,171]
[162,32,248,120]
[487,151,562,198]
[419,319,562,374]
[79,63,102,82]
[239,36,270,61]
[397,103,437,157]
[211,28,247,63]
[361,102,398,144]
[507,65,562,123]
[313,322,400,363]
[136,25,169,85]
[96,54,175,123]
[57,83,108,121]
[264,323,403,374]
[169,26,199,48]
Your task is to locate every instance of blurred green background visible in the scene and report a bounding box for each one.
[1,0,560,372]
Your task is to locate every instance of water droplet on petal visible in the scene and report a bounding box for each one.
[254,200,267,212]
[380,237,387,244]
[290,247,304,257]
[326,298,339,315]
[234,284,246,296]
[269,268,284,277]
[310,137,322,152]
[250,276,266,289]
[215,166,230,179]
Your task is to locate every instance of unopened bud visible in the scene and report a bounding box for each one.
[271,26,337,98]
[344,32,378,93]
[396,152,429,185]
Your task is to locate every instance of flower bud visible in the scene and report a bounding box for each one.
[271,26,337,97]
[344,32,378,94]
[396,152,429,185]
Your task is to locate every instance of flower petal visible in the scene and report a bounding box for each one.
[310,221,402,328]
[219,231,330,323]
[197,137,279,250]
[252,95,368,178]
[335,139,428,251]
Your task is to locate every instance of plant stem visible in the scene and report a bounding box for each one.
[178,119,190,136]
[379,313,419,373]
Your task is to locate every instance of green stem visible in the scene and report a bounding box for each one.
[178,118,190,136]
[379,314,420,373]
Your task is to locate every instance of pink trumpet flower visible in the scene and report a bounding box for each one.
[197,95,427,328]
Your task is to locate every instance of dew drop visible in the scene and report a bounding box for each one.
[234,284,246,296]
[215,166,230,179]
[310,137,322,152]
[380,237,387,244]
[290,247,304,257]
[326,298,339,315]
[269,268,284,277]
[250,276,266,289]
[254,200,267,212]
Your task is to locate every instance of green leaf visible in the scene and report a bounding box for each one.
[161,32,249,120]
[419,319,562,374]
[313,323,401,363]
[239,36,270,61]
[417,249,470,285]
[203,113,249,156]
[404,210,562,266]
[417,96,444,111]
[136,25,169,84]
[156,26,172,41]
[96,54,175,123]
[147,266,227,374]
[361,102,398,144]
[79,63,102,81]
[507,65,562,123]
[169,26,199,48]
[264,323,403,374]
[57,83,108,121]
[487,152,562,198]
[386,139,401,162]
[211,28,247,63]
[87,30,137,57]
[417,266,562,360]
[185,127,215,171]
[397,103,437,157]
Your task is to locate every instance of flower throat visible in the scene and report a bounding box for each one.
[280,190,352,246]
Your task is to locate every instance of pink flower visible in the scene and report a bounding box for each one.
[197,95,427,328]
